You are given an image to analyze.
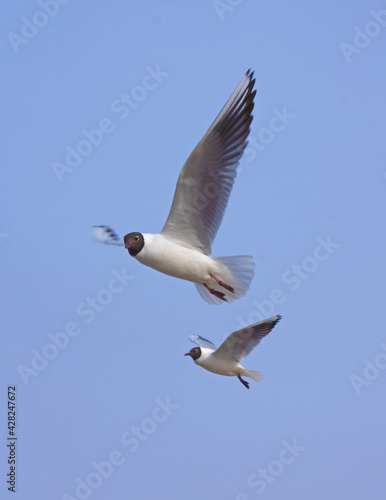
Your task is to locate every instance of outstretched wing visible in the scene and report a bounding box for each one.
[92,226,124,246]
[189,334,217,351]
[214,315,282,363]
[161,70,256,255]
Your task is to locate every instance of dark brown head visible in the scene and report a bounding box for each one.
[123,232,144,256]
[184,347,201,361]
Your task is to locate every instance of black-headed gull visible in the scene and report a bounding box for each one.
[185,315,281,389]
[94,71,256,304]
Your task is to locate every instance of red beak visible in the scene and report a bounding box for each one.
[184,353,190,357]
[125,242,132,249]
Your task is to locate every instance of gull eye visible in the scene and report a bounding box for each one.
[135,236,139,241]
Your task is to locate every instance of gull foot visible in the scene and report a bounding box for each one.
[210,273,235,293]
[203,283,227,302]
[237,374,250,389]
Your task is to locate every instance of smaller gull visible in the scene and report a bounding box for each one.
[185,315,281,389]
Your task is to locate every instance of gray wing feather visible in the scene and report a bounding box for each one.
[189,334,217,350]
[214,315,282,362]
[161,70,256,254]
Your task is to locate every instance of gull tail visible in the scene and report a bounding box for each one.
[194,255,255,305]
[243,369,264,382]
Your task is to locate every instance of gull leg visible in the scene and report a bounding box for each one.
[210,273,235,293]
[203,283,227,302]
[237,374,250,389]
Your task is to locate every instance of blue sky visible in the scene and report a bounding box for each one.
[1,1,386,499]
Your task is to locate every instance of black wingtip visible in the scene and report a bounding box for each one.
[271,315,282,327]
[246,68,255,86]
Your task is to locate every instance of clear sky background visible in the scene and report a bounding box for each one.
[1,1,386,499]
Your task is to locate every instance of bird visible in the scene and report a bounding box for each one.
[93,70,256,304]
[185,315,281,389]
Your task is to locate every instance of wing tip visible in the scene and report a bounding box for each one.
[245,68,255,82]
[267,314,282,328]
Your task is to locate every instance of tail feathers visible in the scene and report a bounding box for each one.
[244,369,264,382]
[195,255,255,305]
[215,255,255,293]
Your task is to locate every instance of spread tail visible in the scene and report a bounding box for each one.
[195,255,255,305]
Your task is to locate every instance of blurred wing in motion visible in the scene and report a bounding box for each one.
[92,226,124,246]
[189,334,217,351]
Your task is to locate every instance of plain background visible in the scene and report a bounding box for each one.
[1,1,386,499]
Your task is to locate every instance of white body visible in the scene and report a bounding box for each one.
[135,233,228,286]
[194,347,262,381]
[134,233,254,303]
